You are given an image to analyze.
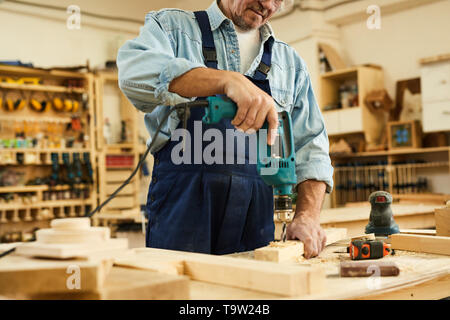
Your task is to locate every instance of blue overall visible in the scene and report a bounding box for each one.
[146,11,275,254]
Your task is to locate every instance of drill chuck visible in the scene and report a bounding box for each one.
[274,195,293,222]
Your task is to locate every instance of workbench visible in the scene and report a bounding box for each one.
[3,237,449,300]
[275,204,437,239]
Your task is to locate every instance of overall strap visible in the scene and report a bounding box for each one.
[194,11,218,69]
[253,36,275,81]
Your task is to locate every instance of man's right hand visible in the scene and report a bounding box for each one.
[169,68,278,145]
[224,72,278,145]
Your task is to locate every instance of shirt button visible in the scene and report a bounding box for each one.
[152,176,157,183]
[150,195,155,201]
[231,50,235,54]
[154,158,160,165]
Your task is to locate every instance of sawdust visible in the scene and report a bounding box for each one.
[268,241,298,248]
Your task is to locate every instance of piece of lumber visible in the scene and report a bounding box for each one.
[435,206,450,237]
[400,229,437,236]
[0,255,112,295]
[115,248,326,297]
[16,238,128,259]
[26,267,190,300]
[351,233,376,241]
[254,228,347,263]
[340,261,400,277]
[390,234,450,256]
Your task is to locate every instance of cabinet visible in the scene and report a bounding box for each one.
[93,71,144,222]
[420,54,450,133]
[320,66,385,147]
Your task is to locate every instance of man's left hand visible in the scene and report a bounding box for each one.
[286,213,326,259]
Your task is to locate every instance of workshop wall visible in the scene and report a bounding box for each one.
[339,0,450,101]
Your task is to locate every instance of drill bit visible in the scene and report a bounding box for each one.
[281,222,287,242]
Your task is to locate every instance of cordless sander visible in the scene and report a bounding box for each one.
[365,191,400,236]
[202,96,297,242]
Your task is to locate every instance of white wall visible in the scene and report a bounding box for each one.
[339,0,450,99]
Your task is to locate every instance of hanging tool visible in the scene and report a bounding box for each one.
[202,96,297,242]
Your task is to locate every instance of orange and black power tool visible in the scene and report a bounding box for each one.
[348,239,394,260]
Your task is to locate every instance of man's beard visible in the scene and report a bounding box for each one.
[232,2,268,31]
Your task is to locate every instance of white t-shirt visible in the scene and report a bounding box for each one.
[235,26,262,74]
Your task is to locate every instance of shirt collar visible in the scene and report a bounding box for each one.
[206,0,275,42]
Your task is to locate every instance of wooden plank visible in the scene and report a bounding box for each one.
[391,234,450,256]
[400,229,436,236]
[16,238,128,259]
[435,206,450,236]
[115,248,326,297]
[419,53,450,65]
[255,228,347,262]
[0,255,112,295]
[25,267,190,300]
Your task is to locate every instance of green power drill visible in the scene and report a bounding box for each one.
[202,96,298,242]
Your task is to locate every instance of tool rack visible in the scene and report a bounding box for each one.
[0,65,97,241]
[330,146,450,207]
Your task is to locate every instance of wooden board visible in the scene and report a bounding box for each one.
[26,267,190,300]
[16,238,129,259]
[114,248,326,297]
[0,254,112,295]
[400,229,436,236]
[435,207,450,236]
[255,228,347,262]
[230,240,450,300]
[391,234,450,256]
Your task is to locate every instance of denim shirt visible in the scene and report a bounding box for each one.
[117,1,334,192]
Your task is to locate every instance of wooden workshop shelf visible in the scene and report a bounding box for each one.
[331,146,450,158]
[330,147,450,207]
[0,82,85,94]
[0,65,97,237]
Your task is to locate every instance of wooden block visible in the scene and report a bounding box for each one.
[36,227,110,244]
[390,234,450,256]
[351,233,376,241]
[0,255,112,295]
[255,228,347,263]
[116,248,326,297]
[254,241,302,263]
[435,207,450,237]
[50,218,90,230]
[340,261,400,277]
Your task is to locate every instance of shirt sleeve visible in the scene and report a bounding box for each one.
[291,67,334,193]
[117,12,206,113]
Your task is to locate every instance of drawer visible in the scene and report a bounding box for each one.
[338,107,363,134]
[105,196,135,209]
[421,62,450,103]
[323,110,340,135]
[422,100,450,132]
